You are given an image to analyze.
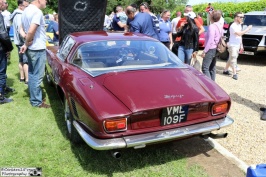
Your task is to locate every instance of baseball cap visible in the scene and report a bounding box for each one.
[184,12,196,19]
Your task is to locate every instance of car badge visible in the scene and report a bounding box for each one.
[164,95,184,99]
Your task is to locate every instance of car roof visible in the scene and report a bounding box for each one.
[245,11,266,15]
[69,31,158,44]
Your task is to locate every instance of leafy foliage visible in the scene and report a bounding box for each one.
[6,0,266,21]
[224,17,234,24]
[6,0,188,16]
[172,0,266,19]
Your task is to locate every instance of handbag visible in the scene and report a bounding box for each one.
[213,24,227,54]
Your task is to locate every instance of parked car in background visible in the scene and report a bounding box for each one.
[199,26,208,48]
[45,31,233,154]
[199,24,229,49]
[242,11,266,55]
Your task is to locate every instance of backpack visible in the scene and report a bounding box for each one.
[214,24,227,54]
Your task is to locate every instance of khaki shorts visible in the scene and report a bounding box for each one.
[227,45,240,67]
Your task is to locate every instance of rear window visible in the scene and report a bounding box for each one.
[71,40,186,77]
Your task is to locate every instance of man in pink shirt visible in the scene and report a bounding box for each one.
[201,10,223,81]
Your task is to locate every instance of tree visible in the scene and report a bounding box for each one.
[39,0,189,15]
[149,0,188,14]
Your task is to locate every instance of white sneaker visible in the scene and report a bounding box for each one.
[235,66,241,72]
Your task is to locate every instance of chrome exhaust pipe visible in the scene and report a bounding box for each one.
[111,151,122,159]
[201,133,228,139]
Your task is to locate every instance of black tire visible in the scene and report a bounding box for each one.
[64,97,82,144]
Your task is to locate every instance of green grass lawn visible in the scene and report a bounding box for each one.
[0,46,209,177]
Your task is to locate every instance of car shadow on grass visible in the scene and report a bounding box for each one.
[69,136,214,176]
[42,78,217,176]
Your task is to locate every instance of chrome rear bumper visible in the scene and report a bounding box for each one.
[73,116,234,150]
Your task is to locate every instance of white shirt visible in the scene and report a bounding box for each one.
[228,22,242,47]
[171,16,180,34]
[21,4,46,50]
[104,15,111,27]
[2,10,11,27]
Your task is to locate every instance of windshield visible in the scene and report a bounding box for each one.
[244,15,266,26]
[71,40,186,77]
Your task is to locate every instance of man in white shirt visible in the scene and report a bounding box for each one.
[20,0,50,108]
[223,12,252,80]
[2,0,11,35]
[171,11,181,37]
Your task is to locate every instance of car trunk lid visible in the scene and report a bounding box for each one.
[103,69,216,112]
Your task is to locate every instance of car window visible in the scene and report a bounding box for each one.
[244,15,266,26]
[71,40,185,77]
[59,37,75,60]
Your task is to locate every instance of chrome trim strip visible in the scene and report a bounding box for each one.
[73,116,234,150]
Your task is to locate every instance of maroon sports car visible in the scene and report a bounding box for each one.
[45,31,233,152]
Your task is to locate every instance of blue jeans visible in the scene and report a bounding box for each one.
[26,49,46,106]
[0,52,7,94]
[178,46,193,64]
[202,49,217,81]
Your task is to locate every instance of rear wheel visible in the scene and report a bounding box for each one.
[64,97,82,144]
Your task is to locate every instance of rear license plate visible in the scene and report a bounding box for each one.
[161,105,189,126]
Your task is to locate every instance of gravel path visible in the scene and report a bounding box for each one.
[197,51,266,166]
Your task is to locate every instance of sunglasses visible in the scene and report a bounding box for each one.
[237,16,245,19]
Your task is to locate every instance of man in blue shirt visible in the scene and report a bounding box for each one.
[112,6,126,31]
[126,5,158,40]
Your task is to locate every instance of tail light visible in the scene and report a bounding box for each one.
[212,102,228,116]
[104,118,127,133]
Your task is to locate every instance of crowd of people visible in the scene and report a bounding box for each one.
[0,1,265,120]
[0,0,49,108]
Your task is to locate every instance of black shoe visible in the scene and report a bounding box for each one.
[260,108,266,111]
[223,70,230,75]
[261,110,266,121]
[232,74,238,80]
[0,95,13,104]
[20,79,25,83]
[5,86,15,93]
